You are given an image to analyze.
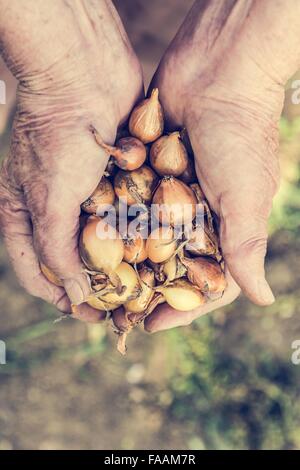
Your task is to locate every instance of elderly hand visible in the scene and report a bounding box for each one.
[145,0,300,332]
[0,0,143,321]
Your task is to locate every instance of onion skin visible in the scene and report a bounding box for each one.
[146,226,177,263]
[159,279,205,311]
[99,262,139,305]
[40,263,63,287]
[181,256,227,294]
[113,137,147,170]
[114,165,157,206]
[129,88,164,144]
[81,177,115,215]
[186,225,218,257]
[152,176,197,226]
[124,266,155,314]
[79,217,124,273]
[123,233,147,264]
[163,256,186,283]
[190,183,205,203]
[150,132,188,176]
[86,296,119,311]
[180,159,197,184]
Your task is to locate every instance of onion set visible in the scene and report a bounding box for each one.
[72,89,227,354]
[150,132,188,176]
[129,88,164,143]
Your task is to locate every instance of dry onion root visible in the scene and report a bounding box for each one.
[129,88,164,143]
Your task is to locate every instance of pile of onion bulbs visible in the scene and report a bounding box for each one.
[42,89,227,355]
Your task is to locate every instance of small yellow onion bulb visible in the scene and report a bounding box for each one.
[40,263,63,287]
[186,225,218,257]
[91,126,147,171]
[181,256,227,294]
[146,226,177,263]
[79,217,124,274]
[129,88,164,143]
[163,256,186,283]
[157,279,205,311]
[81,177,115,215]
[152,176,197,226]
[124,266,155,314]
[86,296,120,312]
[150,131,188,176]
[123,232,147,264]
[114,165,157,206]
[98,262,140,305]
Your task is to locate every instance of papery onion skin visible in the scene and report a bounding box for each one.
[40,263,63,287]
[79,217,124,273]
[125,266,155,314]
[81,177,115,215]
[182,256,227,294]
[129,88,164,144]
[160,279,205,311]
[152,176,197,226]
[99,262,140,305]
[186,225,218,257]
[150,132,188,176]
[123,233,147,264]
[114,165,157,206]
[163,256,186,283]
[146,226,177,263]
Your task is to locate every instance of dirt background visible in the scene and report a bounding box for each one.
[0,0,300,450]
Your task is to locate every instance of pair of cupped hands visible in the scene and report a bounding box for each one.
[0,0,298,332]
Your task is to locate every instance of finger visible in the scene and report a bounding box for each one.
[0,175,71,312]
[70,303,106,323]
[144,269,240,333]
[187,106,280,306]
[220,193,275,306]
[25,125,115,306]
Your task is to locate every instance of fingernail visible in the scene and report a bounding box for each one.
[257,278,275,305]
[64,273,91,305]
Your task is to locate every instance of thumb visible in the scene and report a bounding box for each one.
[219,190,275,306]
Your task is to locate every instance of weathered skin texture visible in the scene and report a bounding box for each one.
[145,0,300,332]
[0,0,143,320]
[1,0,300,329]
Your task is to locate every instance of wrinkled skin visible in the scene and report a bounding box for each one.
[144,0,300,332]
[1,0,300,329]
[0,0,143,321]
